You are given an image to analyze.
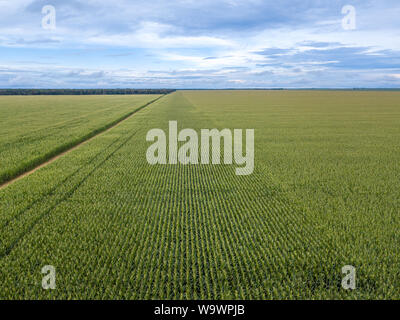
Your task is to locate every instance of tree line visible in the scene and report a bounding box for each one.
[0,89,176,95]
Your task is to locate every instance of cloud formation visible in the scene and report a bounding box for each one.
[0,0,399,88]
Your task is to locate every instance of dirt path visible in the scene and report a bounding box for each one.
[0,94,166,191]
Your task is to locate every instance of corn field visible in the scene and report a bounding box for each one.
[0,91,399,299]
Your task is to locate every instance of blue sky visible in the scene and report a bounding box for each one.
[0,0,399,88]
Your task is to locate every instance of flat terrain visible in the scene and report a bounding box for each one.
[0,95,160,184]
[0,91,399,299]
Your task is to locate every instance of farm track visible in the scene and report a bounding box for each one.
[0,95,166,190]
[0,127,140,259]
[0,91,399,299]
[0,92,335,299]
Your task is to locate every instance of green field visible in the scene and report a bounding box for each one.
[0,95,160,185]
[0,91,399,299]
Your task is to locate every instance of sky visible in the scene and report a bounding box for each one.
[0,0,399,89]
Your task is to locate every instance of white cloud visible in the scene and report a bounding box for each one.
[0,0,399,88]
[228,79,246,83]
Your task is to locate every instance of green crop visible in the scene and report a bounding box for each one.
[0,91,399,299]
[0,94,160,185]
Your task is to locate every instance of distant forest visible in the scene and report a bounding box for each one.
[0,89,176,95]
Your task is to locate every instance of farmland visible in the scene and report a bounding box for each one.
[0,90,399,299]
[0,94,160,185]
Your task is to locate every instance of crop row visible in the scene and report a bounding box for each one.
[0,94,161,185]
[0,91,399,299]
